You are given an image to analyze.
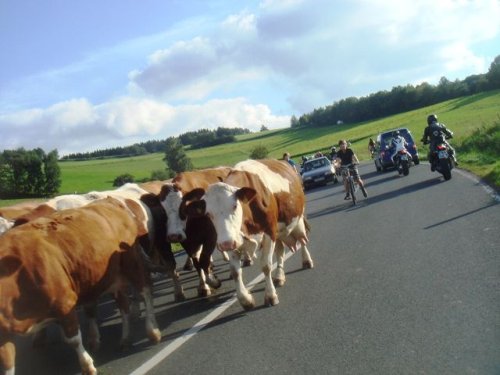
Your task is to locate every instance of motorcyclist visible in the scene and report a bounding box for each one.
[421,114,457,170]
[389,131,412,169]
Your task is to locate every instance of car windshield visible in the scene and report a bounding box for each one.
[304,158,327,171]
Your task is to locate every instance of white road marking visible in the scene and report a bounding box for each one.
[129,250,294,375]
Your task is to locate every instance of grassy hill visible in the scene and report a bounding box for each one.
[1,90,499,207]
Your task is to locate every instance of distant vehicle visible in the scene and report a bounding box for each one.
[373,128,420,172]
[301,156,338,190]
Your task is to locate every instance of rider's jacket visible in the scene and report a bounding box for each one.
[422,121,453,151]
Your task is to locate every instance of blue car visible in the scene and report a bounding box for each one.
[373,128,420,172]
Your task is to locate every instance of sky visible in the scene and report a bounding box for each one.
[1,0,499,156]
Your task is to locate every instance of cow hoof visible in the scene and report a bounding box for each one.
[302,260,314,269]
[198,288,212,297]
[239,296,256,311]
[264,294,279,307]
[82,362,97,375]
[273,277,285,287]
[207,276,221,289]
[242,259,253,267]
[174,292,186,302]
[147,328,162,344]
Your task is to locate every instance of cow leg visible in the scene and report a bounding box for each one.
[300,244,314,269]
[273,240,286,287]
[0,340,15,375]
[183,256,194,271]
[261,236,279,307]
[83,304,101,352]
[229,251,255,310]
[139,286,161,344]
[159,246,186,302]
[199,243,221,290]
[60,310,96,375]
[113,290,132,350]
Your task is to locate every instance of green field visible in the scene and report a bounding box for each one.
[1,90,499,207]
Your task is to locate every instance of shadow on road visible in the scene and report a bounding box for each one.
[423,201,499,230]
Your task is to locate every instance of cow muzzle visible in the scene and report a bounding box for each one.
[218,240,238,252]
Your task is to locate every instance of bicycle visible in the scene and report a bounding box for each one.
[340,164,367,205]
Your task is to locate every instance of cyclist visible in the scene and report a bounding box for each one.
[334,139,367,200]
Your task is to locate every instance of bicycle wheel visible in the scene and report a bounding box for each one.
[349,177,357,205]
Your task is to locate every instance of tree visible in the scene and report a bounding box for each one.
[43,150,61,195]
[163,137,193,174]
[487,55,500,89]
[260,125,269,131]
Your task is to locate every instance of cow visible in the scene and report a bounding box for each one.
[159,167,232,296]
[0,202,41,221]
[0,197,161,375]
[139,179,172,195]
[11,184,186,303]
[184,159,314,310]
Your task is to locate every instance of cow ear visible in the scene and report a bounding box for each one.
[236,187,257,203]
[183,188,205,203]
[159,183,175,201]
[185,200,206,218]
[0,255,22,279]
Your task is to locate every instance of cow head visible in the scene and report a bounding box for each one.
[159,183,206,243]
[185,182,256,252]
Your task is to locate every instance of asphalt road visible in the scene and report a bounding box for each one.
[13,162,500,375]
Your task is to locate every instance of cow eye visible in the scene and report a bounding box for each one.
[233,204,237,211]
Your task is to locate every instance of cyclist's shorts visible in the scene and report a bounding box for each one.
[349,166,361,180]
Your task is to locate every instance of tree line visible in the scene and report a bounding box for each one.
[292,55,500,128]
[61,127,251,161]
[0,148,61,199]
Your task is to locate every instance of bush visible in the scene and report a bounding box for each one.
[113,173,134,187]
[150,169,170,180]
[249,145,269,159]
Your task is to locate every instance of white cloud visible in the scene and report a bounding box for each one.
[0,96,289,156]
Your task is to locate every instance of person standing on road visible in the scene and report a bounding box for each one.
[334,140,368,200]
[283,152,299,173]
[368,138,376,158]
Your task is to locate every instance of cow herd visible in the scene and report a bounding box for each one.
[0,158,314,375]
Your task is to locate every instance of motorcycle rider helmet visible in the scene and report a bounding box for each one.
[427,114,438,125]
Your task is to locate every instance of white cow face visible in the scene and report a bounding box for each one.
[202,182,256,252]
[160,185,186,242]
[0,217,14,235]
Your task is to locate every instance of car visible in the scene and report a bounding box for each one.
[373,128,420,172]
[300,156,338,190]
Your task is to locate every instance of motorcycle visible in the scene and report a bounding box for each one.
[393,148,411,176]
[426,135,454,180]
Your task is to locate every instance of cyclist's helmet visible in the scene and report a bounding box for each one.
[427,114,438,125]
[393,130,400,137]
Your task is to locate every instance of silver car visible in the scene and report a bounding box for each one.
[300,156,338,190]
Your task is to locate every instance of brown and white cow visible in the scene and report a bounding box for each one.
[184,159,314,310]
[0,197,161,375]
[159,167,232,296]
[10,184,186,302]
